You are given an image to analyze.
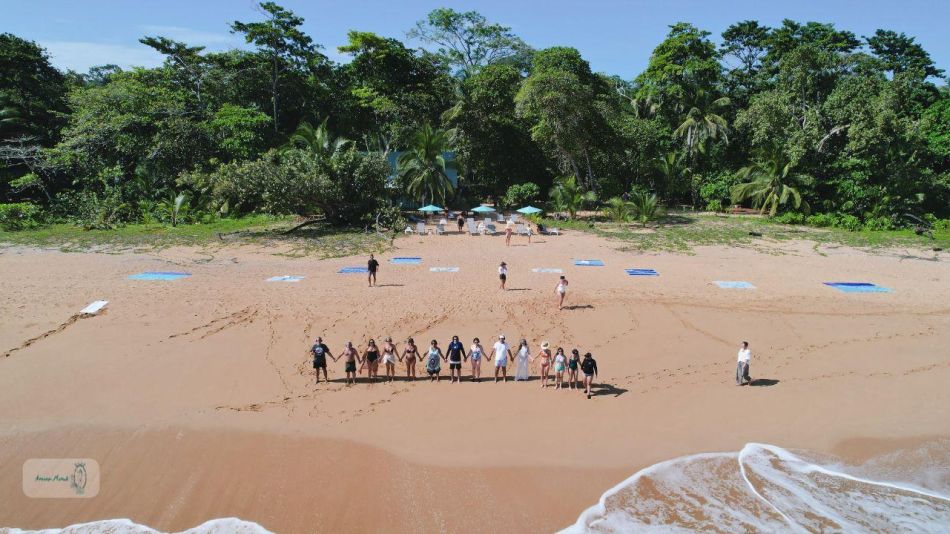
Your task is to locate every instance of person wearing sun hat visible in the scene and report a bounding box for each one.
[492,334,512,382]
[533,341,553,388]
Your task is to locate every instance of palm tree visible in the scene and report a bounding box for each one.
[629,191,663,226]
[731,155,809,216]
[654,151,688,203]
[549,175,596,220]
[397,124,456,206]
[603,197,632,222]
[674,90,730,159]
[284,118,352,160]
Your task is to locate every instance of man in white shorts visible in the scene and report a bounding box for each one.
[736,341,752,385]
[493,334,513,383]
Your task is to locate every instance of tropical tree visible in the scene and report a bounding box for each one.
[549,175,596,219]
[408,8,530,76]
[397,124,456,205]
[283,119,351,160]
[629,190,664,226]
[602,196,632,222]
[674,89,731,160]
[731,155,809,216]
[654,151,689,202]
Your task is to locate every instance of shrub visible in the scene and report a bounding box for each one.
[935,219,950,230]
[602,197,632,222]
[0,202,43,230]
[503,182,541,208]
[862,215,895,231]
[705,199,723,213]
[773,212,805,225]
[699,171,738,207]
[806,213,836,228]
[834,214,862,232]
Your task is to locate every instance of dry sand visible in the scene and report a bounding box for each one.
[1,229,948,532]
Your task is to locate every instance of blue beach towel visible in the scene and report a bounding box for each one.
[824,282,891,293]
[625,269,658,276]
[574,259,605,267]
[429,267,459,272]
[714,281,754,289]
[266,275,304,282]
[391,257,422,264]
[338,267,368,274]
[128,271,191,281]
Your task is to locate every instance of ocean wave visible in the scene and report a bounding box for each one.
[3,517,272,534]
[564,441,950,533]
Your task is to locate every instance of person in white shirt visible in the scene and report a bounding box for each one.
[498,261,508,290]
[493,334,513,383]
[736,341,752,385]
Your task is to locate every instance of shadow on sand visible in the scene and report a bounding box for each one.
[562,304,594,310]
[748,378,779,387]
[591,383,628,397]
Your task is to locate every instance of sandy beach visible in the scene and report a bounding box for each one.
[1,230,949,532]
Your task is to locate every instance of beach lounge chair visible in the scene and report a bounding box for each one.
[467,220,479,235]
[496,213,505,222]
[436,223,445,235]
[549,227,560,235]
[516,223,527,236]
[416,221,426,235]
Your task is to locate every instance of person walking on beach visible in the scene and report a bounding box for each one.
[493,335,512,382]
[533,341,553,388]
[362,339,380,381]
[341,342,359,385]
[736,341,752,386]
[553,347,567,389]
[555,275,569,310]
[401,337,420,380]
[505,223,513,246]
[446,335,467,384]
[457,213,465,233]
[568,349,581,391]
[470,337,486,382]
[367,254,380,287]
[311,337,334,384]
[426,340,444,382]
[514,339,530,381]
[382,337,398,383]
[581,352,598,399]
[498,262,508,290]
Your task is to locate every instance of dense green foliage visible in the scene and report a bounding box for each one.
[1,6,948,235]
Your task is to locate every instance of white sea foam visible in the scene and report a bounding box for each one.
[564,441,950,533]
[3,517,272,534]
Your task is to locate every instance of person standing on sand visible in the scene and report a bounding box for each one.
[533,341,553,388]
[401,337,420,380]
[341,342,359,385]
[470,337,486,382]
[514,339,530,381]
[568,349,581,391]
[493,335,512,382]
[426,340,444,382]
[553,347,567,389]
[446,335,467,384]
[555,275,569,310]
[367,254,380,287]
[581,352,598,399]
[505,223,513,246]
[457,213,465,233]
[498,262,508,290]
[382,337,398,383]
[311,337,334,384]
[736,341,752,386]
[362,339,380,381]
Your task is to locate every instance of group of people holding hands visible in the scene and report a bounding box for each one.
[311,334,600,398]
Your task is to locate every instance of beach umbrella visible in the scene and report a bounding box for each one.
[516,206,543,215]
[471,205,496,213]
[418,204,443,212]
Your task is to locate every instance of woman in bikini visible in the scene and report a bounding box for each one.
[363,339,380,382]
[401,337,420,380]
[469,337,485,382]
[555,275,569,310]
[381,337,398,383]
[568,348,581,391]
[426,340,444,382]
[532,341,553,388]
[553,347,567,389]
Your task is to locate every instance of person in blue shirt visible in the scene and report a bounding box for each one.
[445,335,467,384]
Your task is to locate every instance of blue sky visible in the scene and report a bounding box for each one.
[6,0,949,79]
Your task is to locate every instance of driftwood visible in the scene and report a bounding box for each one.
[283,216,326,234]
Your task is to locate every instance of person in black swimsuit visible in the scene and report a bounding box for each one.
[581,352,598,399]
[367,254,380,287]
[363,339,380,381]
[445,335,467,384]
[567,348,581,391]
[457,214,465,233]
[311,336,335,385]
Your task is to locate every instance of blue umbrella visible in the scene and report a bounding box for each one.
[471,205,496,213]
[418,204,443,212]
[516,206,543,215]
